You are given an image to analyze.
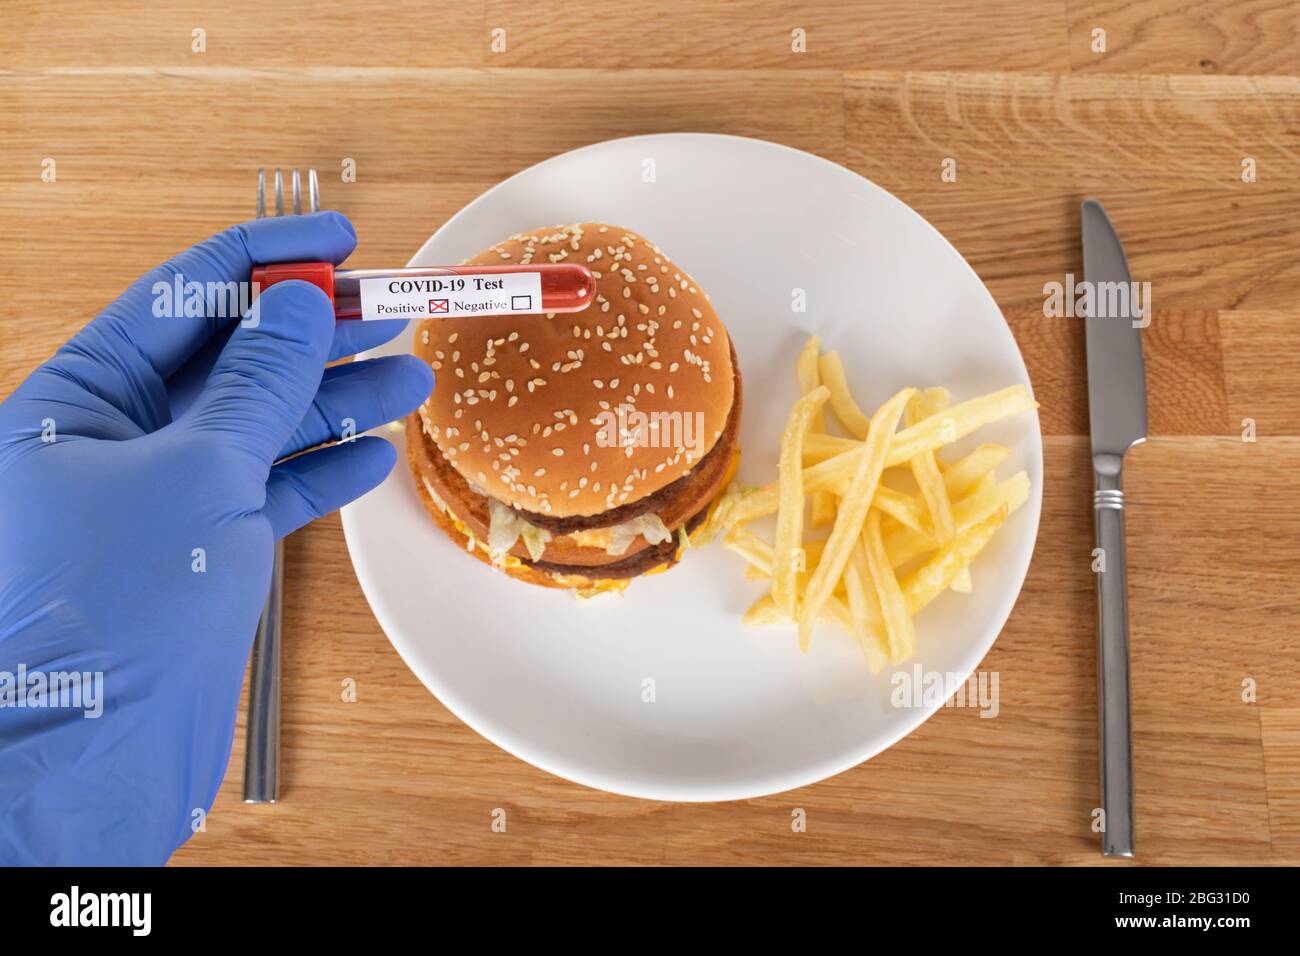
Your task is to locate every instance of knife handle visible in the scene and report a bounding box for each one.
[1094,466,1135,857]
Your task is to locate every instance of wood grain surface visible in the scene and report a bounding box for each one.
[1,2,1297,866]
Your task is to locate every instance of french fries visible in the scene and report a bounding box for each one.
[902,504,1010,614]
[941,444,1011,497]
[844,539,889,670]
[905,387,965,592]
[801,386,1035,475]
[717,335,1036,671]
[883,471,1030,569]
[797,337,838,527]
[773,386,829,614]
[864,508,914,662]
[717,388,1031,531]
[818,352,872,439]
[724,526,775,575]
[744,593,855,630]
[820,480,928,533]
[906,388,956,545]
[798,387,912,651]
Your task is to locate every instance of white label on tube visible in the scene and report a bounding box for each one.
[358,272,544,321]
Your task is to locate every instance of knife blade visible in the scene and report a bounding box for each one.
[1083,200,1148,457]
[1081,197,1147,858]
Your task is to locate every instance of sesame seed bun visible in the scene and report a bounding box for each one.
[411,223,735,519]
[407,222,741,589]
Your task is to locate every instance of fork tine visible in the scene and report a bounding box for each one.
[308,169,320,213]
[291,168,302,216]
[274,168,285,216]
[256,168,266,219]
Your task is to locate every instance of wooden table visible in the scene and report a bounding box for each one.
[2,1,1297,866]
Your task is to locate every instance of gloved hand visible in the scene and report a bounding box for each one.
[0,212,433,865]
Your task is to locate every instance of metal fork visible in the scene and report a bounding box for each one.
[245,167,320,804]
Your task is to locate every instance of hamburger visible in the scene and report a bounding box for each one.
[406,222,742,593]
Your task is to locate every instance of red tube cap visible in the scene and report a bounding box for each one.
[250,261,336,303]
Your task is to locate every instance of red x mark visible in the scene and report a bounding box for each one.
[428,299,449,313]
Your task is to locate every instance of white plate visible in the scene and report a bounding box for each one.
[342,133,1042,801]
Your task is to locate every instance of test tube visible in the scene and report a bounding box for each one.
[250,261,595,320]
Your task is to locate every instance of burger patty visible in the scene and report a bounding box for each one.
[525,508,710,579]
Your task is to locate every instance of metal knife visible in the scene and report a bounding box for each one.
[1082,198,1147,858]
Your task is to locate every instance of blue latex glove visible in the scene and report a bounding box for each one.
[0,212,433,865]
